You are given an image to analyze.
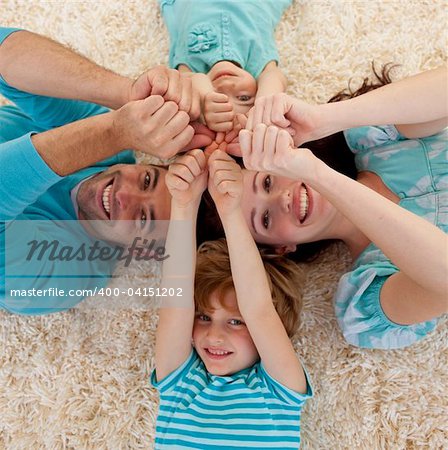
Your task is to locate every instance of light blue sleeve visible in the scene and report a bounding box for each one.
[0,133,62,221]
[258,362,313,407]
[343,125,404,154]
[334,256,438,349]
[0,27,109,128]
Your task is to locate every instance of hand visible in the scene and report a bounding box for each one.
[129,66,198,120]
[246,94,323,147]
[240,123,319,182]
[203,115,245,156]
[113,95,194,159]
[204,92,235,132]
[165,149,208,208]
[207,150,243,217]
[182,122,216,152]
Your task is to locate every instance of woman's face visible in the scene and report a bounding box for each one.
[240,170,340,252]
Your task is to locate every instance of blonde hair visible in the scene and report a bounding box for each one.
[194,238,305,337]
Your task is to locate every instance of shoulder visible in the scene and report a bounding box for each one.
[334,252,438,349]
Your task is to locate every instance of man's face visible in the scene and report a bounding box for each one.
[76,163,171,246]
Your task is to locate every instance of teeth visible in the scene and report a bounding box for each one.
[299,186,308,222]
[102,184,112,215]
[208,349,230,356]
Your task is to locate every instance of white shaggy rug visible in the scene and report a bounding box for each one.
[1,1,447,449]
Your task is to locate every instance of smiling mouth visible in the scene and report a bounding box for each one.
[293,183,309,224]
[205,348,233,359]
[102,180,113,219]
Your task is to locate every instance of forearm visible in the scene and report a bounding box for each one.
[319,67,448,135]
[0,30,131,109]
[256,65,287,98]
[159,201,197,305]
[311,161,448,295]
[221,209,275,316]
[31,111,122,176]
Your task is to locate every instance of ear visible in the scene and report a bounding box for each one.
[274,244,297,255]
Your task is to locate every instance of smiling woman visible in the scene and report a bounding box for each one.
[238,66,448,350]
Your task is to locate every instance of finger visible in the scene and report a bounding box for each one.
[188,90,202,121]
[262,96,274,126]
[252,123,268,158]
[164,69,181,105]
[251,97,266,130]
[184,134,214,152]
[264,126,279,163]
[159,124,195,158]
[142,95,165,115]
[178,75,192,114]
[276,129,294,155]
[150,100,179,126]
[169,162,196,184]
[272,94,292,128]
[239,129,253,163]
[207,101,233,113]
[209,160,239,179]
[226,142,242,157]
[206,92,230,103]
[204,141,219,159]
[215,132,225,145]
[166,172,190,191]
[236,113,248,129]
[246,107,255,131]
[207,120,234,132]
[149,68,169,97]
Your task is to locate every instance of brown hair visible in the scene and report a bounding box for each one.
[194,238,305,337]
[197,63,397,262]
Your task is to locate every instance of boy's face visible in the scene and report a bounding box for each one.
[193,288,259,376]
[208,61,257,115]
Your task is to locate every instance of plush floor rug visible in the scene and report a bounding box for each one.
[1,1,447,449]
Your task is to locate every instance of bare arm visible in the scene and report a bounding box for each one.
[208,151,307,393]
[240,126,448,325]
[256,61,287,98]
[0,29,194,113]
[154,150,208,381]
[247,67,448,145]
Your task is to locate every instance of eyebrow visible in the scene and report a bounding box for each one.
[152,167,160,190]
[250,172,259,235]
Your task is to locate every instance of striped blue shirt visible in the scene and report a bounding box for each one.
[151,350,312,449]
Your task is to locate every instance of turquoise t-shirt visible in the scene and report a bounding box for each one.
[334,125,447,349]
[158,0,292,78]
[0,27,136,314]
[151,349,312,449]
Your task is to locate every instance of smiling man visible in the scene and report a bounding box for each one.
[0,28,213,314]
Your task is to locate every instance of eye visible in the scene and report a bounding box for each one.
[262,210,270,229]
[229,318,244,326]
[237,95,252,102]
[263,175,272,193]
[144,172,151,189]
[197,314,210,322]
[140,211,147,229]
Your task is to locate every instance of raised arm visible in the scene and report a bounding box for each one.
[240,125,448,325]
[207,150,307,393]
[154,150,208,381]
[246,67,448,145]
[255,61,287,98]
[0,28,197,115]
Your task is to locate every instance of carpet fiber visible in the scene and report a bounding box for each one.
[1,1,447,448]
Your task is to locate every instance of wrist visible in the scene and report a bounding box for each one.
[171,198,201,218]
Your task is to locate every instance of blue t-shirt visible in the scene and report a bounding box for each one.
[158,0,292,78]
[151,349,312,449]
[0,27,136,314]
[334,125,447,349]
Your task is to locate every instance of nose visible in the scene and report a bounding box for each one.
[115,183,147,214]
[279,189,291,213]
[206,324,226,345]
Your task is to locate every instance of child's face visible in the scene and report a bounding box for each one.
[193,288,259,376]
[208,61,257,115]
